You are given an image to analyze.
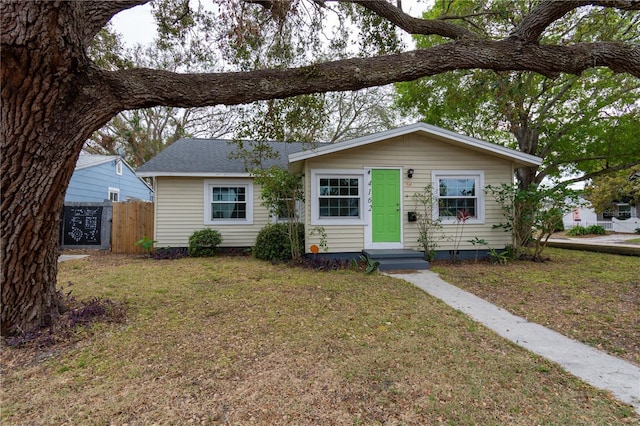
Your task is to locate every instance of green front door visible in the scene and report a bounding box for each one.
[372,169,401,243]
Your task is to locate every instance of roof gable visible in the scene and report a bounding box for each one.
[75,154,121,170]
[288,122,542,167]
[74,154,153,192]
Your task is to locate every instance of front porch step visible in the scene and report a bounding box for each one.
[362,249,429,271]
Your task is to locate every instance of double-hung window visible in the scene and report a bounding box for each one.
[311,170,365,225]
[204,180,253,224]
[432,171,484,223]
[108,187,120,202]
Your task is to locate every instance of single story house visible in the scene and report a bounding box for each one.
[563,197,640,233]
[66,154,153,202]
[136,123,542,257]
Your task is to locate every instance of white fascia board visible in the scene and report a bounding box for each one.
[74,156,118,170]
[288,122,542,167]
[135,172,253,178]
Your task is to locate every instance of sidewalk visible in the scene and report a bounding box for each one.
[58,255,89,262]
[388,270,640,413]
[548,234,640,249]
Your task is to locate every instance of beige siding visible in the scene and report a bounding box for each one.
[154,177,270,247]
[302,133,516,253]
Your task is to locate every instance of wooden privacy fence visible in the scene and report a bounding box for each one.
[111,201,154,254]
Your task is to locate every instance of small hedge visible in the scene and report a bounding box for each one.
[254,223,304,262]
[566,225,607,236]
[188,228,223,257]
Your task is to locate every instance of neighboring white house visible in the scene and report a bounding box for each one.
[563,197,640,233]
[137,123,542,256]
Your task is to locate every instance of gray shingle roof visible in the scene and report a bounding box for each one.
[136,139,320,176]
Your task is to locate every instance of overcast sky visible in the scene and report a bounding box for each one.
[110,3,156,47]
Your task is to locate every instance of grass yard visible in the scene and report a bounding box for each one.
[1,253,638,424]
[432,247,640,366]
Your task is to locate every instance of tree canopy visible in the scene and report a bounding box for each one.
[586,168,640,213]
[2,0,639,335]
[395,0,640,190]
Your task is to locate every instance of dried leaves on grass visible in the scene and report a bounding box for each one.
[1,254,638,425]
[432,247,640,366]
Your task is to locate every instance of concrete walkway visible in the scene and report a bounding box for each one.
[548,234,640,249]
[58,255,89,262]
[547,235,640,256]
[388,270,640,413]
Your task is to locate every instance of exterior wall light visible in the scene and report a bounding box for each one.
[407,168,414,178]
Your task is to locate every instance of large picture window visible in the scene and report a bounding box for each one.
[204,180,253,224]
[432,171,484,223]
[311,170,365,225]
[319,178,360,218]
[212,187,246,219]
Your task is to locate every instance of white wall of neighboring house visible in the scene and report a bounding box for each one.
[563,201,639,233]
[563,204,599,228]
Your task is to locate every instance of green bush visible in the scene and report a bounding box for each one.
[254,223,304,262]
[567,225,606,236]
[585,225,606,235]
[188,228,223,257]
[566,226,588,236]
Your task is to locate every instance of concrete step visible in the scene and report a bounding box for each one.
[377,258,430,271]
[362,249,425,259]
[362,249,429,271]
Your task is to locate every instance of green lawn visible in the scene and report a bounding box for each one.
[1,253,638,424]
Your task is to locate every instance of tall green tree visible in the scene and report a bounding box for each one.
[395,0,640,191]
[586,168,640,213]
[2,0,639,335]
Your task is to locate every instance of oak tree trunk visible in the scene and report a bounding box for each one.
[0,1,114,335]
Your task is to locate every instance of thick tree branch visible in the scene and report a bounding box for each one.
[96,40,640,113]
[82,0,151,44]
[511,1,587,43]
[511,0,640,43]
[348,0,478,40]
[553,160,640,188]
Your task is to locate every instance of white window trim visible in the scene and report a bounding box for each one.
[108,187,120,202]
[432,170,485,224]
[271,199,304,223]
[203,179,253,225]
[115,160,123,175]
[311,169,366,225]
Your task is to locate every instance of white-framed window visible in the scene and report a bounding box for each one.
[432,171,485,224]
[204,179,253,225]
[115,160,123,175]
[108,187,120,202]
[272,199,303,223]
[311,170,365,225]
[617,204,631,219]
